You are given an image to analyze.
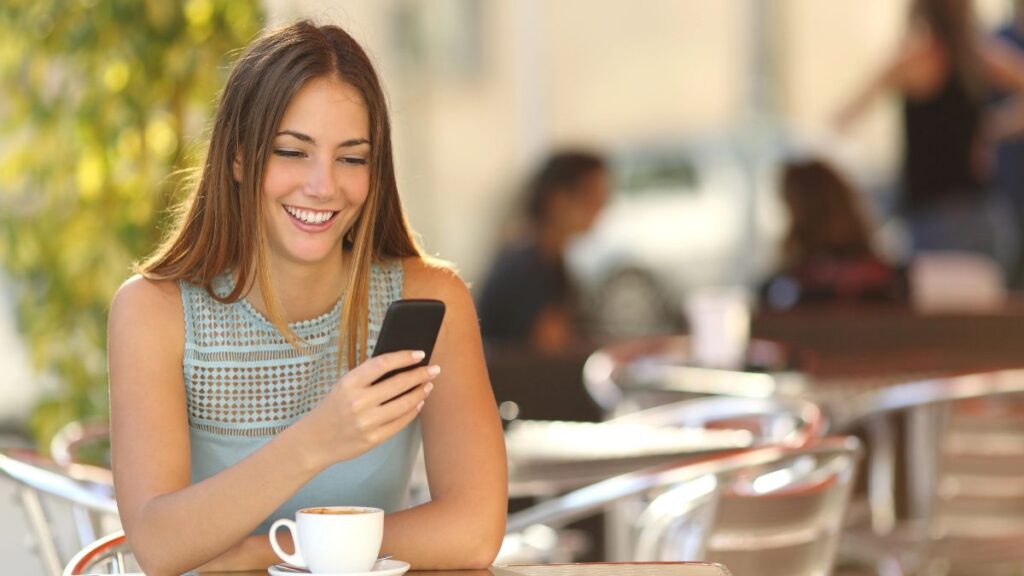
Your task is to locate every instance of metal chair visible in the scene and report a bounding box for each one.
[50,419,111,472]
[62,530,142,575]
[0,448,119,576]
[583,334,808,417]
[609,394,825,446]
[501,436,861,576]
[503,394,826,498]
[833,368,1024,575]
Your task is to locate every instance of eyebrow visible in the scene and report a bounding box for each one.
[275,130,371,148]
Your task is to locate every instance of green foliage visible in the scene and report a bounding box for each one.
[0,0,263,447]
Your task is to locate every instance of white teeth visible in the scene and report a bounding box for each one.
[285,206,334,225]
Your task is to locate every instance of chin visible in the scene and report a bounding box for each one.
[276,240,344,266]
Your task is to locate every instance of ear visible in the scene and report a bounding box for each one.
[232,151,243,183]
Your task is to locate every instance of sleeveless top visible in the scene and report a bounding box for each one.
[179,260,419,534]
[902,73,984,211]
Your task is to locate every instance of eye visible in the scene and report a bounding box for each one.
[273,149,306,158]
[338,156,368,166]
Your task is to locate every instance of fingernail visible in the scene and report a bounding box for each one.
[427,365,441,376]
[416,400,425,412]
[425,382,434,395]
[412,350,426,361]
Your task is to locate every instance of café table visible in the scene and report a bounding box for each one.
[196,562,732,576]
[500,419,754,498]
[411,394,818,503]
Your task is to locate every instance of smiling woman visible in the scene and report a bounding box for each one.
[256,78,370,270]
[105,20,507,575]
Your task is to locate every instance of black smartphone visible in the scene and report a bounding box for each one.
[371,299,446,384]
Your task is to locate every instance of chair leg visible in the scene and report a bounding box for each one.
[71,505,98,549]
[867,417,897,535]
[18,486,62,576]
[904,405,942,524]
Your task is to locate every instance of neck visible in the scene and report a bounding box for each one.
[247,252,348,323]
[536,223,568,262]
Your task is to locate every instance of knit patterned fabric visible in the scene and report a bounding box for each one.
[179,259,420,533]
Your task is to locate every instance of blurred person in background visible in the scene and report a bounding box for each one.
[477,151,608,354]
[107,21,506,574]
[763,158,907,309]
[834,0,1024,279]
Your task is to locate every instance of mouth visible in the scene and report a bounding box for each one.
[282,204,339,229]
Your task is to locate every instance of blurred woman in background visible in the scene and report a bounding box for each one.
[763,159,906,309]
[477,151,608,353]
[835,0,1024,276]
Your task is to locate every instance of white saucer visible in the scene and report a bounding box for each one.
[268,558,410,576]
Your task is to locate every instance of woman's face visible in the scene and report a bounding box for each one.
[257,75,371,271]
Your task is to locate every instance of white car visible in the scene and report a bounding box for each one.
[566,136,787,337]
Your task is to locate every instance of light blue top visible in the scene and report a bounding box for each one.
[179,260,419,534]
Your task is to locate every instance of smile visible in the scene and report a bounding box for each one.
[283,205,339,226]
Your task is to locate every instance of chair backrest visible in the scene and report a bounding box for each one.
[502,395,827,498]
[700,448,856,576]
[608,395,825,447]
[63,530,140,576]
[835,368,1024,570]
[502,437,861,575]
[583,335,807,415]
[0,449,119,576]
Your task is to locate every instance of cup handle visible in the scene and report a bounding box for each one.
[269,518,306,568]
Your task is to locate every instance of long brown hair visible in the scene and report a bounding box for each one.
[781,159,876,270]
[140,20,422,368]
[911,0,986,102]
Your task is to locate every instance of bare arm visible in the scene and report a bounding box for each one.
[982,36,1024,93]
[109,276,434,575]
[981,37,1024,141]
[833,33,923,132]
[382,260,508,568]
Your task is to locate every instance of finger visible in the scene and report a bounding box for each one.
[346,350,426,388]
[364,382,432,430]
[369,364,439,405]
[365,407,423,448]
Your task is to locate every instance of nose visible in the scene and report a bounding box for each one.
[303,157,336,200]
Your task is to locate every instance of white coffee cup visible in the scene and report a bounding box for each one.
[684,286,751,369]
[269,506,383,573]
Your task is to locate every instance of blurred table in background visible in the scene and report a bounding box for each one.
[753,302,1024,414]
[753,302,1024,379]
[489,301,1024,425]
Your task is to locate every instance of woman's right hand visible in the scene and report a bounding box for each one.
[301,350,438,468]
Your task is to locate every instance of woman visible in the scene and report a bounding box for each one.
[834,0,1024,272]
[107,21,507,574]
[476,151,608,353]
[763,159,906,308]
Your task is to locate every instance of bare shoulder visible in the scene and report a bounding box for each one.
[112,274,182,316]
[109,275,185,351]
[401,256,472,303]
